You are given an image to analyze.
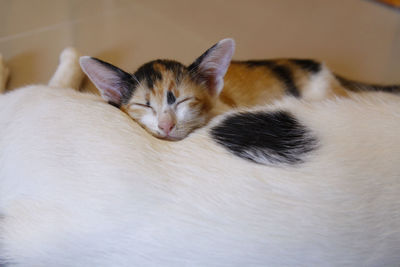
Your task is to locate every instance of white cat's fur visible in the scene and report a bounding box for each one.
[0,49,400,267]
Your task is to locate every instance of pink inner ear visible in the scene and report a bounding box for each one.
[92,74,122,103]
[80,57,123,105]
[198,39,235,96]
[103,87,122,104]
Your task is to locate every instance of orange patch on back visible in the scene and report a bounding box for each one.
[219,91,237,107]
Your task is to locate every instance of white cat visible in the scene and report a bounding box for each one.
[0,49,399,267]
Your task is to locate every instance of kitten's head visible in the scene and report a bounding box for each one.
[80,38,235,140]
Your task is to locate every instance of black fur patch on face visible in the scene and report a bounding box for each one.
[210,111,318,165]
[290,59,321,74]
[133,62,163,89]
[155,59,186,84]
[243,60,300,97]
[134,60,187,89]
[167,91,176,105]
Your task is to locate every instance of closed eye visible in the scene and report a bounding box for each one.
[176,97,196,106]
[129,102,154,110]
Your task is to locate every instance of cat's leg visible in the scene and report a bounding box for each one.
[0,54,10,93]
[48,47,84,90]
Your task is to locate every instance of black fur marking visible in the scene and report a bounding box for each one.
[240,60,275,68]
[336,75,400,93]
[156,60,185,73]
[134,62,163,89]
[210,111,318,165]
[155,59,186,84]
[108,101,121,108]
[291,59,321,74]
[91,57,138,105]
[134,60,186,88]
[242,60,300,97]
[271,65,300,97]
[167,91,176,105]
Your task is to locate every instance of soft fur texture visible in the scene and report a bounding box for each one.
[0,49,400,266]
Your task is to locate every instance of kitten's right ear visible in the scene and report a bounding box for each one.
[188,38,235,97]
[80,56,135,107]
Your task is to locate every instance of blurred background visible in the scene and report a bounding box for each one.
[0,0,399,91]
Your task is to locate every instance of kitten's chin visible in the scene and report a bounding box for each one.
[137,123,187,141]
[150,132,187,141]
[158,134,185,142]
[163,137,182,142]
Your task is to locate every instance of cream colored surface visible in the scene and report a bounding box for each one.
[0,0,399,91]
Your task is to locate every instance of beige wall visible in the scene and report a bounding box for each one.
[1,0,399,90]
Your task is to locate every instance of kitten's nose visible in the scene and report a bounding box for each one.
[158,120,175,135]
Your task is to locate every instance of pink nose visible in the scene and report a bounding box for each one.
[158,120,175,135]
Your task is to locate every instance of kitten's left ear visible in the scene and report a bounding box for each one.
[188,38,235,97]
[80,56,135,107]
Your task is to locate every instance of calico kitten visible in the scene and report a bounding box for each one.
[80,38,399,141]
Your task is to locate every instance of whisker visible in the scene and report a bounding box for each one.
[131,73,146,89]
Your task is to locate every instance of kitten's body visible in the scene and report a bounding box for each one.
[1,49,400,266]
[221,59,346,108]
[81,39,400,141]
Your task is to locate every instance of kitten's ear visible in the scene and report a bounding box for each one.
[80,56,135,107]
[188,38,235,97]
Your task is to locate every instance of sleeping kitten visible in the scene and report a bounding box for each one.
[80,39,400,141]
[1,49,400,266]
